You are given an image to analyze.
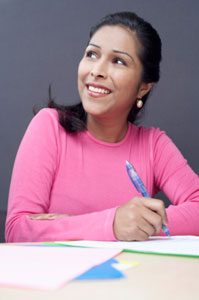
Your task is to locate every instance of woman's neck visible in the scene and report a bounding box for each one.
[86,116,128,143]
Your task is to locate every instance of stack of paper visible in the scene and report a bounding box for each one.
[0,245,121,290]
[53,236,199,258]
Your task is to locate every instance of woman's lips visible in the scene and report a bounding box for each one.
[86,83,111,98]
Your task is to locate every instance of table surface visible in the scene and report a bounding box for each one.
[0,248,199,300]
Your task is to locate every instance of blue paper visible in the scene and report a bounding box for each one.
[75,258,125,280]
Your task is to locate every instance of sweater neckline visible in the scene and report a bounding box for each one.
[85,123,133,147]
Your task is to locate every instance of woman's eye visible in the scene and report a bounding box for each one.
[114,58,126,65]
[86,51,97,59]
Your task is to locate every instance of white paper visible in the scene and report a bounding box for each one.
[57,236,199,257]
[0,245,121,290]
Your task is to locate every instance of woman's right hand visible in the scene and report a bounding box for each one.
[113,197,168,241]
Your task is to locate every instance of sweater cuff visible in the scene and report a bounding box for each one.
[103,207,118,241]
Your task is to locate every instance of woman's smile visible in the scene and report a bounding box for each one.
[86,83,112,98]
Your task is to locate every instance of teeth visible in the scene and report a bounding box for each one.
[88,85,110,94]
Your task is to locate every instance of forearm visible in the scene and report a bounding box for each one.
[5,208,117,242]
[159,202,199,236]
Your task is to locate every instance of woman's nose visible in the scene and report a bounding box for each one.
[91,60,108,79]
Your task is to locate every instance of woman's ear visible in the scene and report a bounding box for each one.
[138,82,154,98]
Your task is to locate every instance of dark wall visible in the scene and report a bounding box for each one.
[1,1,199,228]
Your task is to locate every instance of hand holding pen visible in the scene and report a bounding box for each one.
[113,161,170,241]
[125,160,170,237]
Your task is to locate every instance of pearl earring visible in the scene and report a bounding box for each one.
[136,98,143,109]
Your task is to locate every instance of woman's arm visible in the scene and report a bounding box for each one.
[5,109,117,242]
[153,129,199,235]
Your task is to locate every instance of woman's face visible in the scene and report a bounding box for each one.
[78,25,151,121]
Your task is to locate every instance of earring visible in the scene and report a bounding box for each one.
[136,98,143,109]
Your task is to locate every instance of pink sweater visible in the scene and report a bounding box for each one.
[5,108,199,242]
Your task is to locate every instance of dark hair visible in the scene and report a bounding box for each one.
[49,11,162,132]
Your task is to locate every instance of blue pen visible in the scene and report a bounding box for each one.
[125,160,170,237]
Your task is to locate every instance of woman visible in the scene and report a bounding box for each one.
[5,12,199,242]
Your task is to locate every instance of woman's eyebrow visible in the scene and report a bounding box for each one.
[88,43,101,49]
[113,50,134,62]
[88,43,134,62]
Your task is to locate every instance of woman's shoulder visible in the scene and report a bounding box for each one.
[24,108,64,140]
[34,107,59,122]
[129,123,165,140]
[134,124,183,158]
[128,123,173,153]
[30,108,62,130]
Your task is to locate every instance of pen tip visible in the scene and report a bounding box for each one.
[162,224,170,237]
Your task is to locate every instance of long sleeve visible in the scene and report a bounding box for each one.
[5,109,117,242]
[152,129,199,235]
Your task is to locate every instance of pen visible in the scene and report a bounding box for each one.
[125,160,170,237]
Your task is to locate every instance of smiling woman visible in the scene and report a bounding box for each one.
[5,12,199,243]
[78,25,152,139]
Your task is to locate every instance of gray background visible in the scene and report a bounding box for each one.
[0,0,199,242]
